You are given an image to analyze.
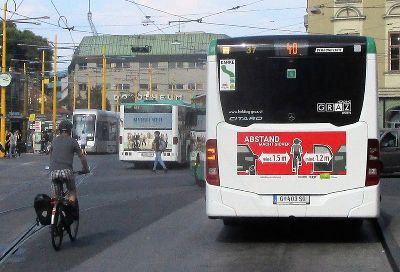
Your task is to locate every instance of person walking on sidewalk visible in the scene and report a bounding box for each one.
[9,130,17,158]
[5,129,10,158]
[14,130,22,157]
[151,131,167,173]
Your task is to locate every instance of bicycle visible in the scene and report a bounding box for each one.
[50,171,84,251]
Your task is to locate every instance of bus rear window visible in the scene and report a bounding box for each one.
[217,44,366,127]
[73,114,96,138]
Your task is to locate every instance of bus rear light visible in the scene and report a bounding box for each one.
[119,136,122,144]
[366,139,380,186]
[173,137,178,145]
[206,139,220,186]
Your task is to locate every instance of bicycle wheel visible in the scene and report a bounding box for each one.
[51,205,63,251]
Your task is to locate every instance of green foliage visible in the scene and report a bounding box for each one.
[1,22,53,72]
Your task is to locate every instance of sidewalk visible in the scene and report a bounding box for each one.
[378,177,400,271]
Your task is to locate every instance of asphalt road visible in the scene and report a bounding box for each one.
[0,154,394,272]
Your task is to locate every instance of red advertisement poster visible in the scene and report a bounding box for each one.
[237,132,346,176]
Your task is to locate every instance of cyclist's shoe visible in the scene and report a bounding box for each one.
[67,201,79,220]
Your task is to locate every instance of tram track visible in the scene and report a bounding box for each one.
[0,221,45,265]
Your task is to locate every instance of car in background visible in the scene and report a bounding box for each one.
[379,129,400,173]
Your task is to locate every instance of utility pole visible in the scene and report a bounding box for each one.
[148,63,152,98]
[22,62,28,145]
[102,46,106,110]
[41,49,45,114]
[87,69,91,110]
[1,2,7,157]
[73,74,76,111]
[134,76,138,101]
[23,62,28,116]
[52,34,57,134]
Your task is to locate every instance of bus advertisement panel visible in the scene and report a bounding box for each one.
[237,131,346,176]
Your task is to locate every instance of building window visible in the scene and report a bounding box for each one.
[390,33,400,71]
[188,83,196,90]
[139,62,157,69]
[116,83,130,90]
[113,62,130,68]
[78,83,87,91]
[168,62,176,69]
[176,62,184,68]
[139,62,149,69]
[175,84,184,90]
[188,62,196,68]
[139,83,148,90]
[196,83,203,90]
[78,63,87,70]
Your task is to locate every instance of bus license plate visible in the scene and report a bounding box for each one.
[273,195,310,205]
[141,152,154,157]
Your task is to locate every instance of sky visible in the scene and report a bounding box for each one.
[8,0,308,70]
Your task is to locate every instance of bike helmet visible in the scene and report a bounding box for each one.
[58,119,73,133]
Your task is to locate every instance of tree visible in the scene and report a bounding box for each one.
[75,85,111,111]
[1,22,53,73]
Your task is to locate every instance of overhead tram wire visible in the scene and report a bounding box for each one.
[196,0,265,21]
[128,0,166,34]
[3,8,100,36]
[9,0,24,20]
[49,0,75,46]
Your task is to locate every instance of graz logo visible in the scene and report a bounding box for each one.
[288,113,295,122]
[317,101,351,115]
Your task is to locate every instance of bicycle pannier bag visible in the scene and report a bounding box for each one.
[34,194,52,225]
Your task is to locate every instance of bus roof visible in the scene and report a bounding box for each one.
[121,99,192,107]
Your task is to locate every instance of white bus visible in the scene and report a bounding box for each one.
[206,35,380,224]
[73,109,119,153]
[119,99,192,164]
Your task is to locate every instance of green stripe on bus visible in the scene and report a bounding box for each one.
[367,37,376,54]
[208,39,218,56]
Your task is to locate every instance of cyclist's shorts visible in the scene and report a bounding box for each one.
[50,169,76,197]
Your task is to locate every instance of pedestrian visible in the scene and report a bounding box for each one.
[78,130,87,155]
[15,130,22,157]
[151,130,167,173]
[31,131,36,153]
[9,130,17,158]
[4,129,10,158]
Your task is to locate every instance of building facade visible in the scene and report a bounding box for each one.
[306,0,400,128]
[69,32,228,112]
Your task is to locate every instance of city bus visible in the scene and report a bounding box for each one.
[119,99,192,165]
[189,103,206,183]
[72,109,119,153]
[206,35,380,224]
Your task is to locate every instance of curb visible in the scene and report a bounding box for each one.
[376,215,400,272]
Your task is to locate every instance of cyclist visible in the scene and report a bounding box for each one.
[48,120,90,214]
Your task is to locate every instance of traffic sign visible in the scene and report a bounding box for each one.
[0,73,12,87]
